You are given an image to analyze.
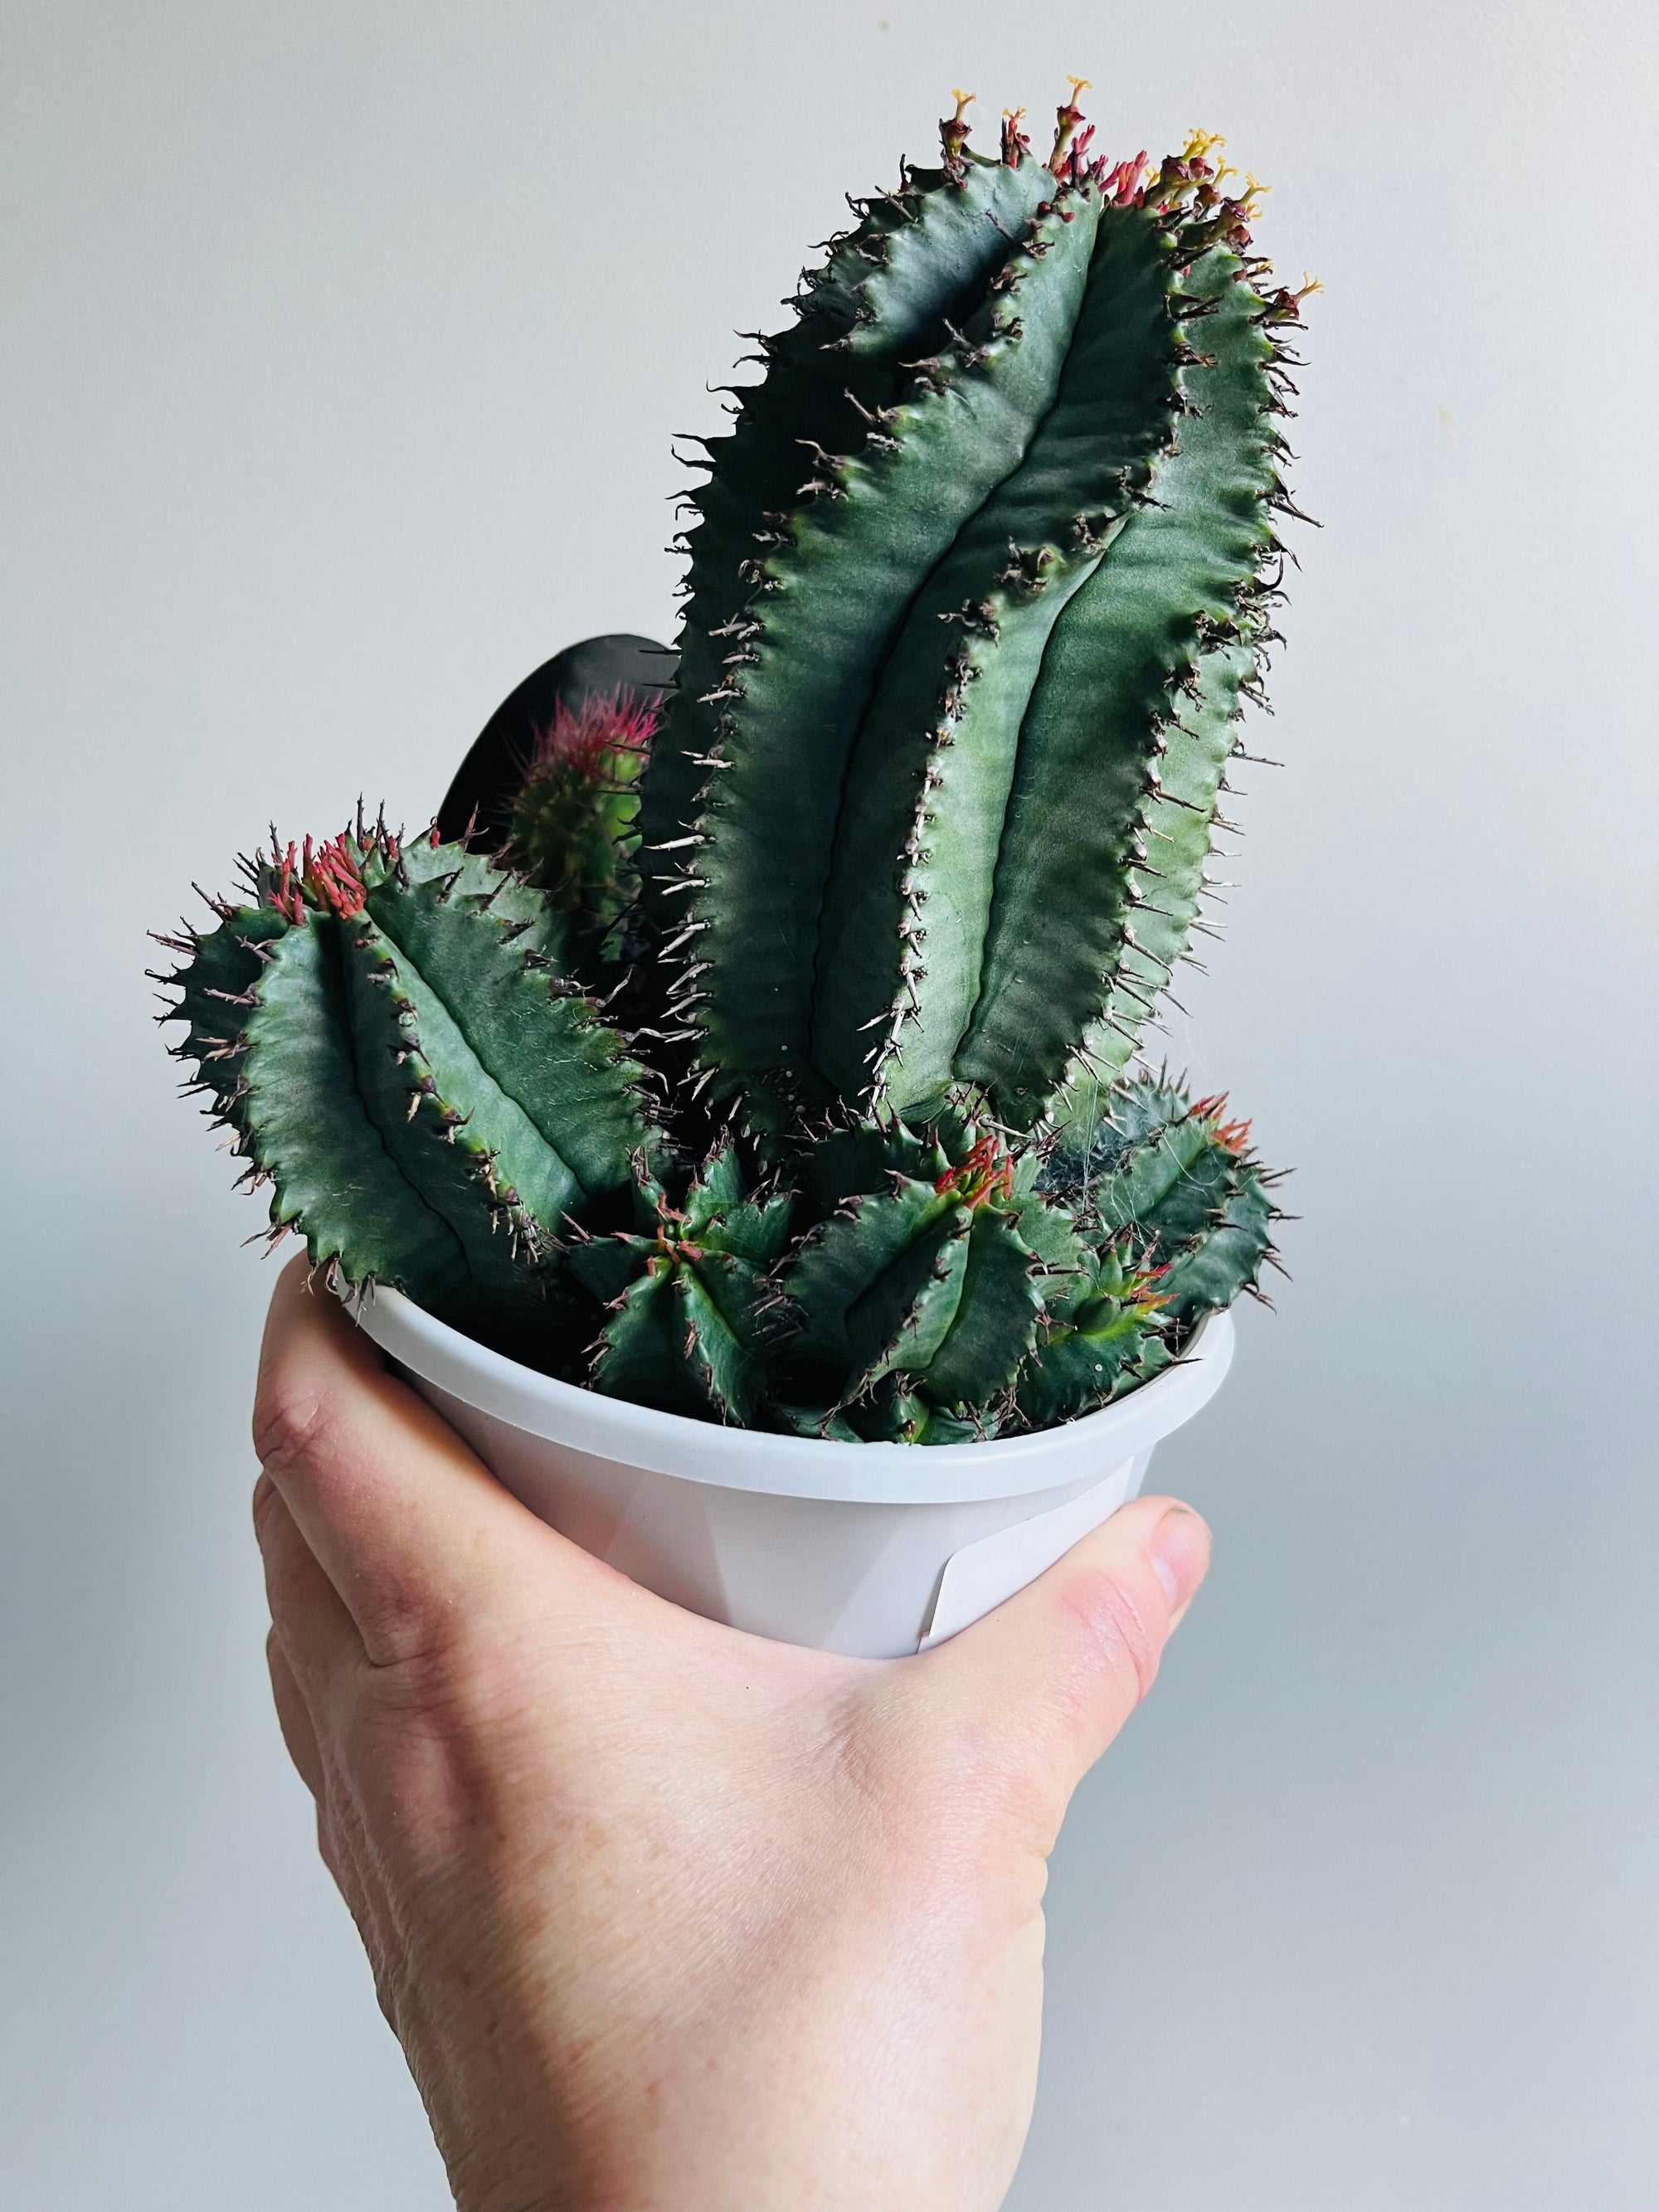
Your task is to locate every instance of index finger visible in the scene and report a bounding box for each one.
[251,1258,615,1665]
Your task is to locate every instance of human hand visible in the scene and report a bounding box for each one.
[251,1257,1210,2212]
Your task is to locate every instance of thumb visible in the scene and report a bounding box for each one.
[913,1495,1211,1807]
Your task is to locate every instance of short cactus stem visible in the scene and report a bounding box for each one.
[158,85,1306,1440]
[509,688,661,965]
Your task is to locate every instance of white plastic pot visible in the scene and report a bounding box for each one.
[344,1285,1235,1660]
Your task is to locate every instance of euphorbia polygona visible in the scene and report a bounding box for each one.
[158,91,1306,1441]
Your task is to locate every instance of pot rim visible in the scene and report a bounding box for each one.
[343,1281,1236,1506]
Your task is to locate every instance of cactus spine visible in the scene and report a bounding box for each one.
[159,91,1306,1441]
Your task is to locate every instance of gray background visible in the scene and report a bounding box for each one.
[3,2,1656,2205]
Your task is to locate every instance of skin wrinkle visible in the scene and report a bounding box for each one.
[1058,1559,1165,1705]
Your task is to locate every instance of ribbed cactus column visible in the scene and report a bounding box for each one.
[160,825,650,1359]
[643,107,1309,1142]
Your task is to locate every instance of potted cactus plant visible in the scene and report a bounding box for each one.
[156,91,1308,1655]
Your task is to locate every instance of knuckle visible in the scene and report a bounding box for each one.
[251,1369,333,1484]
[357,1600,503,1720]
[360,1631,462,1713]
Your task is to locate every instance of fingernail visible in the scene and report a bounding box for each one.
[1148,1506,1210,1618]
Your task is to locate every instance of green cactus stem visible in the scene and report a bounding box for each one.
[643,106,1311,1139]
[578,1147,794,1424]
[438,632,674,857]
[508,687,662,968]
[774,1129,1049,1420]
[158,90,1305,1441]
[1046,1075,1281,1329]
[1016,1238,1174,1432]
[159,823,651,1359]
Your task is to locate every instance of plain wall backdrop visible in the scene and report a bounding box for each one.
[3,2,1657,2206]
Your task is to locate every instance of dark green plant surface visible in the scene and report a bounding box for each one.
[158,93,1306,1441]
[504,687,664,989]
[642,101,1312,1150]
[158,823,650,1368]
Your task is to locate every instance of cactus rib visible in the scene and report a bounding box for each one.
[665,188,1103,1108]
[640,149,1053,954]
[961,242,1281,1125]
[810,202,1191,1109]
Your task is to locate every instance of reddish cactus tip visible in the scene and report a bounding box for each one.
[1097,149,1148,205]
[533,688,662,783]
[1191,1091,1253,1155]
[935,1131,1014,1209]
[260,820,402,925]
